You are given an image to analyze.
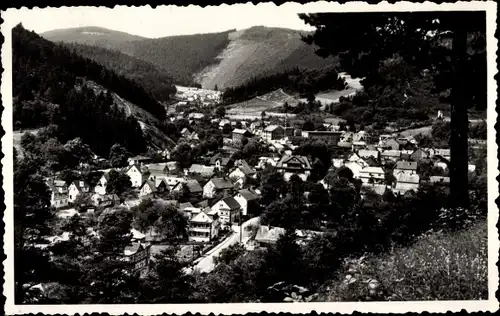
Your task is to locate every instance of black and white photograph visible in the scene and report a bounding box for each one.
[2,1,498,314]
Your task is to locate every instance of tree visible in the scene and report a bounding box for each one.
[109,143,129,167]
[215,106,226,118]
[14,155,55,303]
[171,142,193,169]
[153,202,188,242]
[106,170,132,197]
[299,11,486,207]
[63,137,94,166]
[259,170,285,207]
[214,243,245,266]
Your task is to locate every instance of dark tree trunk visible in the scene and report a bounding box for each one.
[449,26,469,208]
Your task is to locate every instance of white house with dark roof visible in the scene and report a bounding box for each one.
[393,161,418,177]
[394,173,420,195]
[359,166,385,184]
[127,155,153,166]
[188,211,220,243]
[172,179,203,196]
[126,164,148,188]
[234,189,260,216]
[47,179,69,208]
[68,180,90,203]
[263,125,285,141]
[358,149,380,160]
[275,155,312,181]
[203,177,234,198]
[210,197,242,227]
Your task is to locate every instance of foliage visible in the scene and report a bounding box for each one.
[106,170,132,198]
[66,43,176,102]
[323,221,487,301]
[13,24,150,156]
[214,243,246,266]
[299,11,486,208]
[132,199,188,241]
[115,30,233,86]
[14,154,55,303]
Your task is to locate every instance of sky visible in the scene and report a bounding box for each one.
[2,3,329,38]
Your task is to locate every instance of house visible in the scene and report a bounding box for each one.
[188,211,220,243]
[359,166,385,184]
[394,173,420,195]
[165,161,182,175]
[160,148,172,160]
[253,226,323,248]
[332,158,345,168]
[139,179,169,197]
[234,189,260,216]
[68,180,90,203]
[128,156,153,166]
[361,183,388,197]
[47,179,69,208]
[126,164,149,188]
[352,141,367,151]
[163,176,186,190]
[123,242,151,273]
[410,148,429,161]
[393,161,418,177]
[427,148,451,161]
[263,125,285,141]
[382,138,401,150]
[232,128,252,145]
[256,156,280,169]
[179,202,195,211]
[229,160,256,183]
[144,162,170,175]
[94,172,110,195]
[188,164,215,178]
[275,155,313,181]
[219,119,231,129]
[358,149,380,160]
[211,197,242,227]
[428,176,451,186]
[91,193,120,207]
[380,150,401,161]
[302,131,343,144]
[203,177,234,198]
[250,121,264,132]
[254,226,286,248]
[172,179,203,197]
[344,161,366,179]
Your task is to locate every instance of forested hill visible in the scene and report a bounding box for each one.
[41,26,146,49]
[222,65,346,105]
[12,24,168,156]
[43,26,336,89]
[65,43,177,102]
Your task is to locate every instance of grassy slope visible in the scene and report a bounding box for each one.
[321,221,488,301]
[196,26,335,89]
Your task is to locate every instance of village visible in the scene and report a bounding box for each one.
[42,106,483,277]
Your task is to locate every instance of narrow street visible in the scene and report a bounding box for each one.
[187,217,259,274]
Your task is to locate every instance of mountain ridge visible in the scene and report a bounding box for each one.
[42,25,336,89]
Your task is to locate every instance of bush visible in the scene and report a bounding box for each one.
[323,221,487,301]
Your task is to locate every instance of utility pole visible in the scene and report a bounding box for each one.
[239,208,242,244]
